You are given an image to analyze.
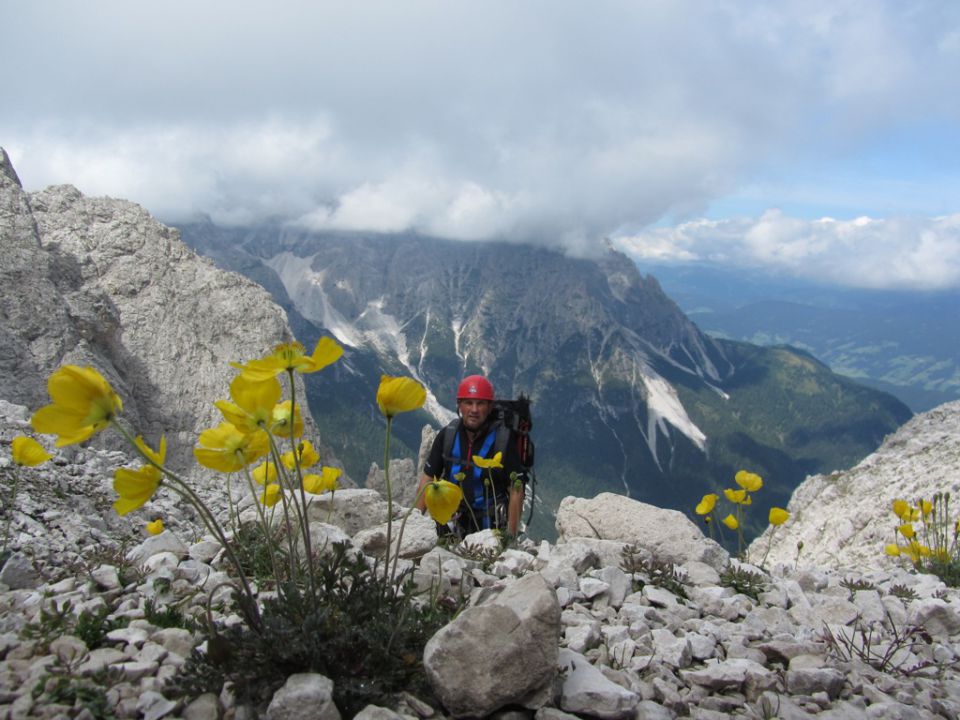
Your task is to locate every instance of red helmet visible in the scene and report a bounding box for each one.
[457,375,495,401]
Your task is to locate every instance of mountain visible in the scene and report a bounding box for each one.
[176,220,911,540]
[643,263,960,413]
[750,398,960,571]
[0,149,331,474]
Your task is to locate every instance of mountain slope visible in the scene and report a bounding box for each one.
[750,399,960,571]
[177,221,911,539]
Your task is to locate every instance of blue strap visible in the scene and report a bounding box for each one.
[450,429,497,523]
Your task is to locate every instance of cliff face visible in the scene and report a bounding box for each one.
[0,149,322,472]
[751,399,960,571]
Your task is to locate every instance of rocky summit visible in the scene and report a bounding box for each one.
[1,396,960,719]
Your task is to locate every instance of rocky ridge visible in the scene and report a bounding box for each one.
[0,148,332,474]
[750,400,960,571]
[2,396,960,719]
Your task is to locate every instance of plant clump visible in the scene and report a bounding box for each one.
[8,339,466,717]
[694,470,789,566]
[884,494,960,587]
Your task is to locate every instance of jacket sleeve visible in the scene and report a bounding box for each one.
[422,428,447,479]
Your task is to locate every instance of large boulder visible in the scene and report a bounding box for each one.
[423,572,560,717]
[556,493,728,570]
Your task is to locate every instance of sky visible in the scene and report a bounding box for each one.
[3,1,960,290]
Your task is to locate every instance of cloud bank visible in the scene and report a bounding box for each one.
[3,1,960,288]
[614,211,960,291]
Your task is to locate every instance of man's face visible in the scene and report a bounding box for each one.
[458,398,493,431]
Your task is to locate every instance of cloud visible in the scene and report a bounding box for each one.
[613,211,960,291]
[2,1,960,280]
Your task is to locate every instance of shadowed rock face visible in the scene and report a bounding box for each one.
[0,148,337,475]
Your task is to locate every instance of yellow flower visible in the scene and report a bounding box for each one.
[892,499,910,519]
[473,452,503,470]
[376,375,427,418]
[252,461,278,486]
[919,499,933,518]
[271,401,303,438]
[231,338,344,382]
[146,519,164,535]
[695,493,718,515]
[768,507,790,526]
[721,514,739,530]
[11,436,53,466]
[303,467,341,494]
[735,470,763,492]
[724,488,748,505]
[260,483,282,507]
[424,479,463,525]
[215,375,282,435]
[280,440,320,470]
[884,543,901,557]
[194,423,269,473]
[31,365,123,446]
[113,435,166,516]
[897,523,915,539]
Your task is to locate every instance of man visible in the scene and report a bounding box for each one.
[416,375,526,537]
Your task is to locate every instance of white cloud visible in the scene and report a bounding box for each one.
[2,1,959,286]
[613,211,960,291]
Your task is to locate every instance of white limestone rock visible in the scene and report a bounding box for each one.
[556,494,728,570]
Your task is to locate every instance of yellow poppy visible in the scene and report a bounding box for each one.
[768,507,790,526]
[724,488,748,505]
[271,400,303,438]
[194,423,269,473]
[695,493,718,515]
[215,375,282,435]
[734,470,763,492]
[31,365,123,446]
[303,466,341,494]
[260,483,282,507]
[11,436,53,466]
[231,338,343,382]
[146,519,164,535]
[376,375,426,418]
[280,440,320,470]
[891,499,910,519]
[721,514,739,530]
[884,543,901,557]
[424,480,464,525]
[473,452,503,470]
[252,461,278,486]
[897,523,915,539]
[919,499,933,518]
[113,436,166,516]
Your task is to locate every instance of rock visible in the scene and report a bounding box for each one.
[183,692,222,720]
[556,494,728,570]
[424,573,560,717]
[0,553,38,590]
[266,673,341,720]
[353,510,437,559]
[558,648,640,719]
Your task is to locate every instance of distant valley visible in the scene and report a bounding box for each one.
[644,264,960,413]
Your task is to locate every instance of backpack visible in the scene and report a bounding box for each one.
[440,393,536,524]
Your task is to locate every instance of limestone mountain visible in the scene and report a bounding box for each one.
[176,220,911,538]
[0,148,333,474]
[750,399,960,571]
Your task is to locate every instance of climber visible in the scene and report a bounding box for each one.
[415,375,528,538]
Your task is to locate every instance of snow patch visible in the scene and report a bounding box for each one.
[264,252,362,348]
[642,373,707,451]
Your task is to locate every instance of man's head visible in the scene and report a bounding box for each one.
[457,375,494,432]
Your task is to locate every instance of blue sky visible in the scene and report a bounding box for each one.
[3,1,959,290]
